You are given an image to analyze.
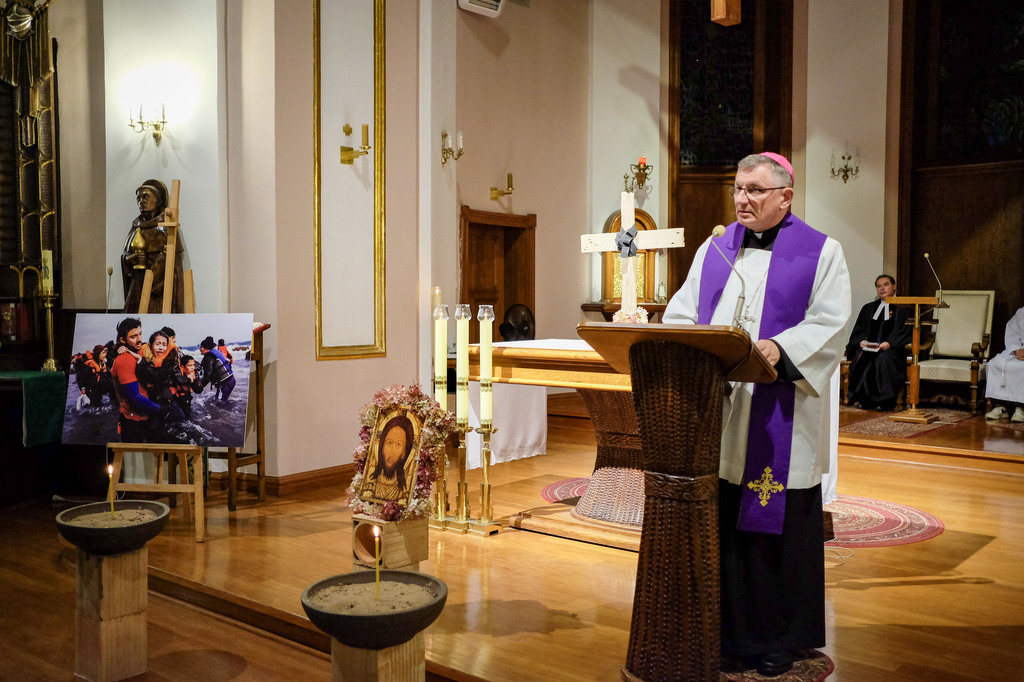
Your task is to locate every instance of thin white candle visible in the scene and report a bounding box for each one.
[362,123,369,148]
[373,525,381,600]
[455,304,471,423]
[107,465,115,518]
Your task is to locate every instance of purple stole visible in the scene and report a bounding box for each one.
[698,213,826,534]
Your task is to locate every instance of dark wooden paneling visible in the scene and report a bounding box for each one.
[667,0,793,293]
[908,161,1024,354]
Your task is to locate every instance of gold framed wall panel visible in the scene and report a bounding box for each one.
[313,0,386,359]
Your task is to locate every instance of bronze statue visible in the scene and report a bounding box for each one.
[121,179,185,313]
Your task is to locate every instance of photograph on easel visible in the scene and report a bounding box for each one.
[357,407,423,507]
[61,313,254,447]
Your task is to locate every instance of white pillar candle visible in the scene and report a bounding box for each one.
[41,250,53,295]
[455,304,472,423]
[477,305,494,423]
[433,304,448,408]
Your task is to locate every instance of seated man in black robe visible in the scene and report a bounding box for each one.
[846,274,912,410]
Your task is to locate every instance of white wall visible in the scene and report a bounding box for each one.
[102,0,226,314]
[804,0,891,308]
[455,0,591,341]
[589,0,664,303]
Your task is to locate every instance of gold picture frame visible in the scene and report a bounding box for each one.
[313,0,386,358]
[358,407,422,507]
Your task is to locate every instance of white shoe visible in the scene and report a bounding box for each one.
[986,406,1007,420]
[1012,408,1024,424]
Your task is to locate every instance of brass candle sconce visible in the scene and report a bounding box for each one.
[340,123,372,164]
[441,129,464,166]
[490,173,514,201]
[129,104,167,145]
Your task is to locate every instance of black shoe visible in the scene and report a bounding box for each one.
[756,651,794,677]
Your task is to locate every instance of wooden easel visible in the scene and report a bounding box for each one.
[108,179,206,541]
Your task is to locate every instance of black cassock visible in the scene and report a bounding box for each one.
[845,300,912,408]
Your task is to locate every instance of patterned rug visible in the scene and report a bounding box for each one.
[542,481,943,549]
[823,495,944,547]
[839,406,975,439]
[721,649,834,681]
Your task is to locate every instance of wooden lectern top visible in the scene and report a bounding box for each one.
[885,296,940,305]
[576,322,777,384]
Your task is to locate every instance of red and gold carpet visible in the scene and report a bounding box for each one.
[823,494,943,547]
[542,481,943,549]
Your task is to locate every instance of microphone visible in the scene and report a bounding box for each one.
[709,225,747,330]
[923,253,949,308]
[105,266,114,314]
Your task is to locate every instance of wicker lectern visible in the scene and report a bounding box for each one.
[577,322,776,682]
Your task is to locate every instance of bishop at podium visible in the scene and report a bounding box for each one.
[663,152,851,677]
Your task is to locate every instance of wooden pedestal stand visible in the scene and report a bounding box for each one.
[885,296,939,424]
[330,635,426,682]
[74,547,149,681]
[351,514,428,572]
[577,322,776,682]
[108,179,206,542]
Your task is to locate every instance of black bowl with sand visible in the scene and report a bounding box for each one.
[301,570,448,650]
[56,500,170,556]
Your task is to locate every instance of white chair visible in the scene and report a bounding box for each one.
[917,290,995,413]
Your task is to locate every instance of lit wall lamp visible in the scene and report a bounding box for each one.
[490,173,514,201]
[340,123,371,164]
[441,129,464,166]
[128,104,167,145]
[830,152,859,183]
[625,156,653,192]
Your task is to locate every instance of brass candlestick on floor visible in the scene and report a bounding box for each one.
[468,423,502,537]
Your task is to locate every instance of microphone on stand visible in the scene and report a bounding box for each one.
[709,225,747,329]
[923,253,949,308]
[105,266,114,314]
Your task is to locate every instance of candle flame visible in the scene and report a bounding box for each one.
[373,525,380,537]
[108,464,113,475]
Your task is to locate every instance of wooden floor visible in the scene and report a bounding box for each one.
[2,401,1024,681]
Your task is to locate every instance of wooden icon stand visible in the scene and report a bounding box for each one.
[885,296,939,424]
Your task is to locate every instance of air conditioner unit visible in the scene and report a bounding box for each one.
[458,0,505,19]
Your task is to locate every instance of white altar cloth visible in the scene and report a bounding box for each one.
[464,340,576,469]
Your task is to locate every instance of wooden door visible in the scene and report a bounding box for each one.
[459,206,536,343]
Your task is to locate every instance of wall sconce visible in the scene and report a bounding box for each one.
[128,104,166,145]
[441,129,464,166]
[340,123,371,164]
[830,152,859,183]
[490,173,514,201]
[625,156,653,192]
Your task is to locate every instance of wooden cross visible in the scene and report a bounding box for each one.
[580,193,685,318]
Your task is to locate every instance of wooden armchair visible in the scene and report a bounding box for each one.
[917,290,994,413]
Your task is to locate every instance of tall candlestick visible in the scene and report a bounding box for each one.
[373,525,381,600]
[477,305,494,423]
[434,304,449,408]
[455,304,472,424]
[107,465,115,518]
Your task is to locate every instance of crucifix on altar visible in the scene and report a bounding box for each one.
[581,189,685,322]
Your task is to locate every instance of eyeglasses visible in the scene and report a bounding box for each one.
[728,185,787,198]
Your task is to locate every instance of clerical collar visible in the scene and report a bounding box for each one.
[741,223,782,250]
